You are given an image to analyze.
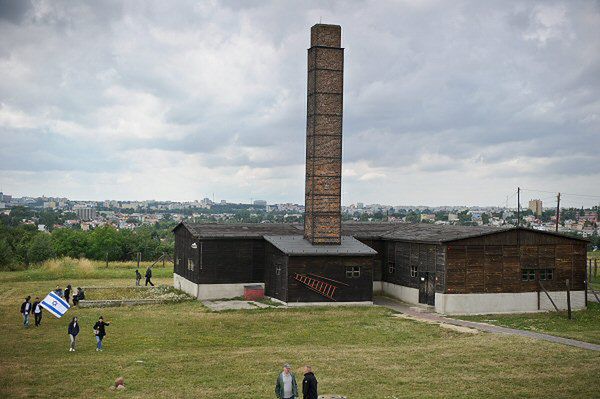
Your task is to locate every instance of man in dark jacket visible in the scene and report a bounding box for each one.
[93,316,110,351]
[32,297,42,326]
[302,365,318,399]
[20,296,32,327]
[64,285,72,304]
[68,316,80,351]
[145,267,154,286]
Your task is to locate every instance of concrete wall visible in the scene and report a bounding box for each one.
[435,291,586,315]
[174,273,265,300]
[373,281,383,293]
[174,273,198,298]
[381,282,419,304]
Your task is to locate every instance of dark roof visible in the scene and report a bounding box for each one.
[176,221,302,239]
[341,222,401,239]
[264,235,377,256]
[380,224,510,243]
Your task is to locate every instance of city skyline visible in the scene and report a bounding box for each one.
[1,1,599,207]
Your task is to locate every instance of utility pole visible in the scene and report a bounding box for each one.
[555,192,561,232]
[517,187,520,227]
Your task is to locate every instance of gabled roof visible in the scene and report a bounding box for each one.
[175,221,302,239]
[380,224,510,243]
[264,235,377,256]
[341,222,400,239]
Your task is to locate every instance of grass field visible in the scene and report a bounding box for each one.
[460,303,600,345]
[1,266,600,398]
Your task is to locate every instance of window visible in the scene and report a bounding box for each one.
[521,269,536,281]
[188,259,195,271]
[388,262,395,275]
[540,269,553,281]
[346,266,361,278]
[410,265,418,278]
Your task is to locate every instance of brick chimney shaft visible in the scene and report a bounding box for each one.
[304,24,343,245]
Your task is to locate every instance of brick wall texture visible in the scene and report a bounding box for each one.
[304,24,344,245]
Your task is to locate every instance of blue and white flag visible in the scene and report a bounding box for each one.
[40,291,70,318]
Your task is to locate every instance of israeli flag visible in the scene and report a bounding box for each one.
[40,291,70,318]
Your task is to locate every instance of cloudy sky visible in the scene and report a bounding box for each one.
[1,0,599,207]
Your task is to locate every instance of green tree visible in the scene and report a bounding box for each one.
[0,239,14,270]
[52,228,89,258]
[481,213,490,225]
[27,233,56,264]
[86,226,126,261]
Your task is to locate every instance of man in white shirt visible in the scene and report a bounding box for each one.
[275,363,298,399]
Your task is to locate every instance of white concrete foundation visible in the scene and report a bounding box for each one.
[173,273,264,300]
[435,291,586,315]
[381,282,419,304]
[373,281,383,293]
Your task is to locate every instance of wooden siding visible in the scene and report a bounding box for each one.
[356,238,384,281]
[383,242,439,290]
[264,243,289,302]
[286,256,373,302]
[445,242,587,293]
[174,226,266,285]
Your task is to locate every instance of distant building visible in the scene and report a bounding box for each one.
[253,200,267,206]
[73,205,96,220]
[220,200,227,204]
[528,199,543,217]
[43,201,57,209]
[448,213,459,222]
[420,214,435,222]
[578,210,598,224]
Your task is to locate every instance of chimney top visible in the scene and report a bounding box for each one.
[310,24,341,48]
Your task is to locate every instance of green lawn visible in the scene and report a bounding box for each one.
[1,276,600,398]
[459,303,600,345]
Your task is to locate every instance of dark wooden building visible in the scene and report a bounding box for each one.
[343,222,588,314]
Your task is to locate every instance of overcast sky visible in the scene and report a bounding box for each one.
[1,0,599,207]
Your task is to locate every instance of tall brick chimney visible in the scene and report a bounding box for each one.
[304,24,343,245]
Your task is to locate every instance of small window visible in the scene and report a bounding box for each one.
[388,262,395,275]
[410,265,418,278]
[540,269,553,281]
[188,259,195,271]
[521,269,536,281]
[346,266,361,278]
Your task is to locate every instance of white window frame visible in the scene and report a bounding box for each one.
[346,266,361,278]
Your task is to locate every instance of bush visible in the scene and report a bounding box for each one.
[27,234,56,264]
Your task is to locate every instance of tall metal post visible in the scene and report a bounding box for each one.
[517,187,520,227]
[555,192,560,232]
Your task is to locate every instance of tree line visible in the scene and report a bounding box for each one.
[0,218,176,270]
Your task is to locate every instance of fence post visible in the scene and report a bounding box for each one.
[105,252,108,268]
[162,252,165,268]
[595,259,598,278]
[137,252,140,269]
[566,279,572,320]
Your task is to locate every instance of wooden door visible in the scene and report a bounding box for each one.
[419,272,435,306]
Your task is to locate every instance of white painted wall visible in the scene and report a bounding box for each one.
[197,283,264,300]
[435,291,586,315]
[381,282,420,304]
[373,281,383,293]
[173,274,265,300]
[173,273,198,298]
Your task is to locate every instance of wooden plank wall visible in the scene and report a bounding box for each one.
[264,243,288,302]
[445,230,587,293]
[286,256,373,302]
[383,242,440,290]
[174,225,197,283]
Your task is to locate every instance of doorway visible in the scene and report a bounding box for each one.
[419,271,435,306]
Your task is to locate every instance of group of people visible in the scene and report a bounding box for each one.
[67,315,111,352]
[275,364,318,399]
[135,267,154,286]
[20,296,42,327]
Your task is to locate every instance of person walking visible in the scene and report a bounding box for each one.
[32,297,43,327]
[64,285,72,304]
[135,269,142,286]
[54,286,64,297]
[20,296,32,328]
[68,317,80,352]
[145,267,154,287]
[93,316,110,351]
[302,366,318,399]
[275,363,298,399]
